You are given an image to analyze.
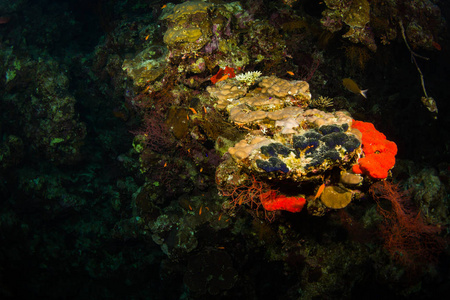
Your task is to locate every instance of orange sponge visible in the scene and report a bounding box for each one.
[351,120,398,179]
[260,191,306,213]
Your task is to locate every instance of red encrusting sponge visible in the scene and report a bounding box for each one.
[351,120,398,179]
[260,191,306,213]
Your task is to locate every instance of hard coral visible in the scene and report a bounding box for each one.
[351,120,397,179]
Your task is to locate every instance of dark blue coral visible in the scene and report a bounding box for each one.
[318,124,349,135]
[323,149,341,161]
[306,156,325,168]
[293,135,320,152]
[303,130,323,140]
[261,143,292,157]
[318,124,342,135]
[342,135,361,152]
[256,157,289,173]
[321,132,349,148]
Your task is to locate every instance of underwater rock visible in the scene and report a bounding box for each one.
[122,46,168,88]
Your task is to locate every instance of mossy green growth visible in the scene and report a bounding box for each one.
[5,70,16,83]
[13,58,21,70]
[132,135,146,153]
[214,136,235,156]
[50,137,65,147]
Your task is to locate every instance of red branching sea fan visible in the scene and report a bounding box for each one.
[369,181,446,269]
[132,109,175,153]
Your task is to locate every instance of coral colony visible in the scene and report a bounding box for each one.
[1,0,448,299]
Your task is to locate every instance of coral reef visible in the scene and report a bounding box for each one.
[211,74,395,219]
[0,1,448,299]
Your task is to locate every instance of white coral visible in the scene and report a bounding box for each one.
[235,71,262,86]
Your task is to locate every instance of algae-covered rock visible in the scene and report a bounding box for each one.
[163,27,205,49]
[344,0,370,28]
[160,1,213,22]
[122,46,167,88]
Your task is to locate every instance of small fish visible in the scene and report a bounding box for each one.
[163,162,167,167]
[432,41,442,51]
[314,183,326,200]
[161,4,167,9]
[145,35,149,40]
[203,106,207,114]
[189,107,197,114]
[342,78,368,98]
[189,204,193,211]
[216,74,229,83]
[199,206,202,215]
[286,71,294,76]
[218,213,222,221]
[143,85,151,93]
[217,246,225,250]
[199,167,203,172]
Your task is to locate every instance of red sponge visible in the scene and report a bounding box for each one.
[260,191,306,213]
[352,120,398,179]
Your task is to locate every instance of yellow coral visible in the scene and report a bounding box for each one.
[343,0,370,28]
[163,27,204,46]
[161,1,213,21]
